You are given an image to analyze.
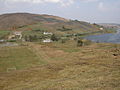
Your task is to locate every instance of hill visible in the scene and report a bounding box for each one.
[0,13,68,30]
[0,13,101,34]
[98,23,120,29]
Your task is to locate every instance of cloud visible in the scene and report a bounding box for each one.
[60,0,75,7]
[0,0,102,9]
[81,0,99,3]
[2,0,99,5]
[1,0,75,7]
[4,0,60,3]
[98,2,108,12]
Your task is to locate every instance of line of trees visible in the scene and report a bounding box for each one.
[24,34,59,42]
[24,35,38,42]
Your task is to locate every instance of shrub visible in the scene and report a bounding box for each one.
[7,39,17,42]
[77,39,92,47]
[51,34,58,41]
[77,39,84,47]
[61,39,66,43]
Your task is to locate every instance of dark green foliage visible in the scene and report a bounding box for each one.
[32,29,44,32]
[51,34,58,41]
[93,23,102,28]
[18,25,27,28]
[74,37,77,41]
[77,39,92,46]
[74,19,80,23]
[24,36,28,41]
[62,26,66,30]
[61,39,66,43]
[93,23,97,25]
[77,39,84,47]
[7,39,17,42]
[25,35,38,42]
[28,35,32,42]
[58,26,72,31]
[33,35,37,41]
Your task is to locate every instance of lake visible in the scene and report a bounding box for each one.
[85,29,120,44]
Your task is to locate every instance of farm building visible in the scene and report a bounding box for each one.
[8,31,22,40]
[43,39,52,43]
[43,32,53,35]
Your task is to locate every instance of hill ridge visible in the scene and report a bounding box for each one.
[0,13,100,35]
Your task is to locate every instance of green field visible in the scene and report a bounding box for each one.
[0,45,45,72]
[0,30,11,39]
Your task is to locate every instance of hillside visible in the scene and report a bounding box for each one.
[0,13,101,34]
[0,13,68,29]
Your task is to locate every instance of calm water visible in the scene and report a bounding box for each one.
[85,29,120,44]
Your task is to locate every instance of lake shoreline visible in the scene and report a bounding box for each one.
[84,28,120,44]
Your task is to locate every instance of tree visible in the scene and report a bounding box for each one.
[77,39,84,47]
[27,35,38,42]
[61,39,66,43]
[33,35,37,41]
[62,26,66,30]
[24,36,28,41]
[29,35,33,42]
[51,34,58,41]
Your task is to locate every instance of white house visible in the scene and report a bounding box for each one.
[8,35,16,40]
[13,31,22,39]
[0,39,6,42]
[43,32,53,35]
[100,28,103,30]
[8,31,22,40]
[43,39,52,43]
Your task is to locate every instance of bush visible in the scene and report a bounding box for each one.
[61,39,66,43]
[51,34,58,41]
[77,39,92,47]
[7,39,17,42]
[77,39,84,47]
[25,35,38,42]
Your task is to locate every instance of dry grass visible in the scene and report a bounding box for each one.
[0,42,120,90]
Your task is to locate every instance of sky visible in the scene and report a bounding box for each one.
[0,0,120,24]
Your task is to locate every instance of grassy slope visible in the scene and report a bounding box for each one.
[19,21,116,38]
[0,13,116,37]
[19,22,100,35]
[0,45,45,72]
[0,42,120,90]
[0,13,98,33]
[0,30,11,39]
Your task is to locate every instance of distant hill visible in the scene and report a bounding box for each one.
[0,13,101,34]
[98,23,120,29]
[0,13,68,29]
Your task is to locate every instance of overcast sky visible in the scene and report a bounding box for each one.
[0,0,120,24]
